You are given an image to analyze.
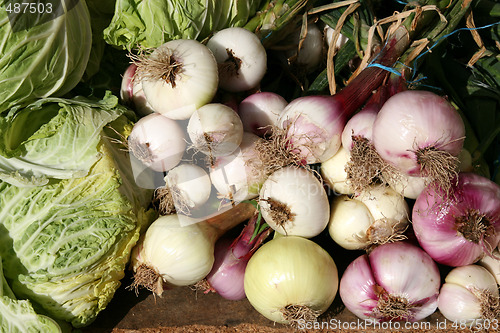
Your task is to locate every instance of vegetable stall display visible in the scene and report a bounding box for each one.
[0,0,499,331]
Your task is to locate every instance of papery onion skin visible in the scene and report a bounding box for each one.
[412,172,500,267]
[339,242,440,322]
[372,90,465,177]
[244,236,338,325]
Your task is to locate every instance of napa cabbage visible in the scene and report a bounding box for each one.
[0,93,155,327]
[0,0,92,113]
[103,0,263,49]
[1,255,63,332]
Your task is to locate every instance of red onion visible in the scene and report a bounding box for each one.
[204,214,270,300]
[339,241,440,322]
[238,92,287,137]
[271,27,411,165]
[372,90,465,195]
[412,172,500,267]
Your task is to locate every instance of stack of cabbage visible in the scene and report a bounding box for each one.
[0,1,154,331]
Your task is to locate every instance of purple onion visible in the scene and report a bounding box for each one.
[205,214,270,300]
[339,241,440,322]
[412,172,500,267]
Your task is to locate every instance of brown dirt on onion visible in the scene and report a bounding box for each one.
[131,48,183,87]
[281,304,322,328]
[128,263,165,297]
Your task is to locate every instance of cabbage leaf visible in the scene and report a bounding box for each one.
[103,0,262,50]
[0,95,155,327]
[0,0,92,113]
[1,255,62,332]
[0,93,126,187]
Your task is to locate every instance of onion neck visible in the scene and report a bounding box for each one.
[198,202,257,240]
[231,213,271,259]
[333,25,411,119]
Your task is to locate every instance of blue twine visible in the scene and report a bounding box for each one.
[365,63,402,76]
[410,21,500,81]
[365,21,500,87]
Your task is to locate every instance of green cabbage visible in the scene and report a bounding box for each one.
[1,256,62,332]
[0,0,92,114]
[0,94,155,327]
[103,0,263,49]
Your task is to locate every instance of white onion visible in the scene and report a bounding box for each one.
[130,204,256,295]
[324,25,349,52]
[478,244,500,285]
[287,23,324,72]
[259,166,330,238]
[138,39,219,120]
[438,265,499,324]
[328,185,409,250]
[164,164,212,215]
[209,132,266,202]
[207,27,267,92]
[127,113,187,172]
[320,145,354,195]
[187,103,243,158]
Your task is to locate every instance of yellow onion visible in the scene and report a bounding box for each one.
[244,236,338,325]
